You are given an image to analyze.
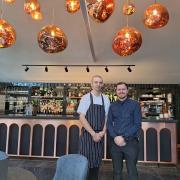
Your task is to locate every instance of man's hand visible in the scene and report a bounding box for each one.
[98,130,106,138]
[91,132,102,142]
[114,136,126,146]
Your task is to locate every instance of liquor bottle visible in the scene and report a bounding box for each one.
[162,103,169,119]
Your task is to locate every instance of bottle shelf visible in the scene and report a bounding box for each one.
[31,96,63,99]
[67,96,81,99]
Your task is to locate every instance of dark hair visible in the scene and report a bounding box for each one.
[116,82,128,89]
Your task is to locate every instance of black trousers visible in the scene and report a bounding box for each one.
[88,167,99,180]
[111,139,139,180]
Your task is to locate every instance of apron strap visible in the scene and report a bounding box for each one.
[90,93,93,104]
[90,93,105,110]
[101,94,105,112]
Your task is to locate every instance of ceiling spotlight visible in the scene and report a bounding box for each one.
[127,66,132,72]
[45,66,48,72]
[25,66,29,72]
[105,66,109,72]
[65,66,68,72]
[86,66,90,72]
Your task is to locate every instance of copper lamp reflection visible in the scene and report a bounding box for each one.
[87,0,115,23]
[123,2,135,15]
[31,10,43,20]
[112,27,142,56]
[143,3,169,29]
[65,0,80,13]
[4,0,15,3]
[37,25,68,53]
[0,19,16,48]
[24,0,40,14]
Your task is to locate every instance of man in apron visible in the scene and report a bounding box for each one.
[77,75,110,180]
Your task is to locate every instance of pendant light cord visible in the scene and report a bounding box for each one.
[51,7,55,25]
[126,0,129,27]
[0,0,4,19]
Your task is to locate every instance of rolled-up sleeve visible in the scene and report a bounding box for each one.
[107,106,117,138]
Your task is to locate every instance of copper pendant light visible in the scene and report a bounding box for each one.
[112,27,142,56]
[0,19,16,48]
[143,3,169,29]
[65,0,80,13]
[31,10,43,20]
[87,0,115,23]
[37,25,68,53]
[4,0,15,3]
[123,2,136,15]
[24,0,40,14]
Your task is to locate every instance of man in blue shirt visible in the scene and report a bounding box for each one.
[107,82,141,180]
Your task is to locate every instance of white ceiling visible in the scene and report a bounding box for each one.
[0,0,180,84]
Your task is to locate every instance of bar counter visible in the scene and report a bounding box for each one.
[0,115,178,164]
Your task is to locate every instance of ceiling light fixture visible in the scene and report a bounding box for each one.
[86,0,115,23]
[127,66,132,72]
[45,66,48,72]
[65,66,68,72]
[65,0,80,13]
[24,0,40,15]
[25,66,29,72]
[105,66,109,72]
[38,25,68,53]
[0,19,16,48]
[4,0,15,4]
[143,3,169,29]
[86,66,90,72]
[22,64,135,72]
[31,10,43,20]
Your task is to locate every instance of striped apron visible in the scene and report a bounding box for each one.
[79,93,105,168]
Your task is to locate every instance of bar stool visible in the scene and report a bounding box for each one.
[53,154,88,180]
[0,151,8,180]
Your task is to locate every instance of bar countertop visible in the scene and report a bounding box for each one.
[0,115,177,123]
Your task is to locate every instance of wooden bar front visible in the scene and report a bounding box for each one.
[0,117,178,164]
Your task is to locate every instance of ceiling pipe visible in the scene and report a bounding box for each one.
[80,0,96,62]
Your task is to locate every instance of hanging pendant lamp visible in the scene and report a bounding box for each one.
[112,27,142,56]
[65,0,80,13]
[4,0,15,3]
[123,1,136,15]
[31,10,43,20]
[37,25,68,53]
[24,0,40,14]
[87,0,115,23]
[143,3,169,29]
[0,19,16,48]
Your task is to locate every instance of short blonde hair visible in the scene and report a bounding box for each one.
[91,75,103,83]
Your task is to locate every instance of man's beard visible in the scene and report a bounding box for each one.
[118,94,127,100]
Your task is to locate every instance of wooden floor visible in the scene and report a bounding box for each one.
[8,158,180,180]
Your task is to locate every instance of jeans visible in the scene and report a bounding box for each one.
[111,139,139,180]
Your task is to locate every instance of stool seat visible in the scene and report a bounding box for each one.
[0,151,8,180]
[53,154,88,180]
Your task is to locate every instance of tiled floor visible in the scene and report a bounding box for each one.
[8,158,180,180]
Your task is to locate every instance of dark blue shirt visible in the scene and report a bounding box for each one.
[107,98,142,139]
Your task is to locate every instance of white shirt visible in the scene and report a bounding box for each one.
[77,92,110,116]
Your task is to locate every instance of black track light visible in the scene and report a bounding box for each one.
[127,66,132,72]
[65,66,68,72]
[25,66,29,72]
[86,66,90,72]
[22,64,136,72]
[45,66,48,72]
[105,66,109,72]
